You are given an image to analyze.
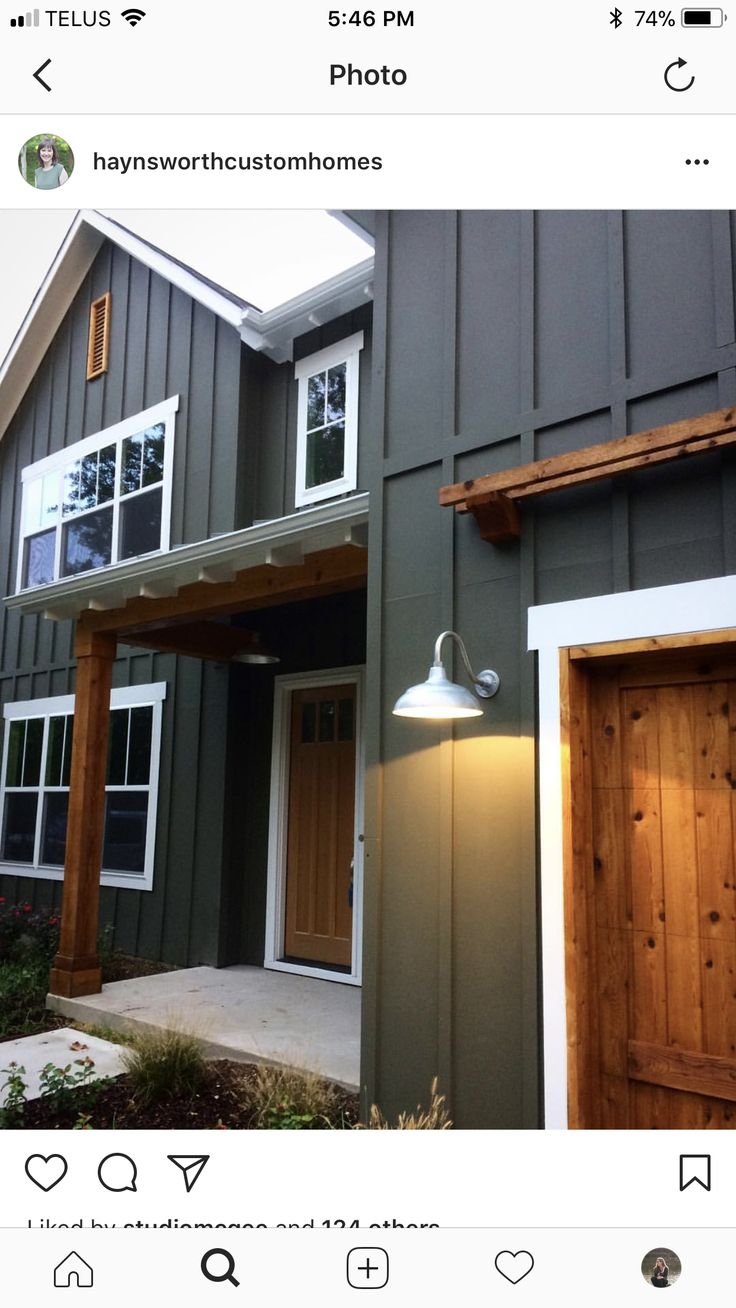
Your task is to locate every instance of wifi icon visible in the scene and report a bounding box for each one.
[121,7,145,24]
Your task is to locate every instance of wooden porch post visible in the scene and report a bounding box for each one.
[49,628,117,998]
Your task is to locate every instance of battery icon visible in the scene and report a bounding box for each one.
[681,7,725,22]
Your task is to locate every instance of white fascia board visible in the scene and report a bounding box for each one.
[4,493,369,619]
[239,257,375,362]
[89,212,245,328]
[0,214,100,443]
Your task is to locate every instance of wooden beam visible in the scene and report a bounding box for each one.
[122,620,268,663]
[629,1039,736,1103]
[74,544,367,640]
[49,629,117,999]
[440,405,736,513]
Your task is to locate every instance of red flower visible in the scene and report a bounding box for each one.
[23,905,32,913]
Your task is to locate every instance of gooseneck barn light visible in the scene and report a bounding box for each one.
[392,630,500,720]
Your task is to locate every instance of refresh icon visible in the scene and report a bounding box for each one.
[664,57,695,91]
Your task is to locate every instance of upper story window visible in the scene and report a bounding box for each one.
[294,332,363,508]
[17,395,178,592]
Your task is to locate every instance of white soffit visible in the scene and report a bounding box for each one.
[4,493,370,621]
[0,211,375,442]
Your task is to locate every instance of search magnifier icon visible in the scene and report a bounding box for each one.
[201,1248,240,1287]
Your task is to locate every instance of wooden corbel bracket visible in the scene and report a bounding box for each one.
[464,490,521,543]
[440,404,736,545]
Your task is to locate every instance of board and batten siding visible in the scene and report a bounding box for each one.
[245,304,373,525]
[362,210,736,1128]
[0,239,245,965]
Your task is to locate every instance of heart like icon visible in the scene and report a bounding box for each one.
[25,1153,68,1192]
[494,1250,535,1285]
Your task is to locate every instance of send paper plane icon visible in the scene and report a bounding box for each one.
[679,1154,711,1192]
[167,1154,210,1193]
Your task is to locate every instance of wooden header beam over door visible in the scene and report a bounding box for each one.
[439,405,736,543]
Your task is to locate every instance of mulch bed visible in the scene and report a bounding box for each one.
[20,1061,360,1130]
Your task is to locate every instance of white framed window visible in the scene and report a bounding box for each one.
[0,683,166,891]
[294,332,363,508]
[17,395,179,593]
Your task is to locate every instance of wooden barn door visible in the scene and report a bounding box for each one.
[565,643,736,1128]
[283,683,356,969]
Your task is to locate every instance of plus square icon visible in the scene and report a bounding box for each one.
[347,1248,389,1289]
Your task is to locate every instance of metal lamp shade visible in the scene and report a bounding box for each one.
[392,663,484,719]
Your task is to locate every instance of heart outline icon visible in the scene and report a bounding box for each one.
[24,1153,68,1192]
[494,1250,535,1284]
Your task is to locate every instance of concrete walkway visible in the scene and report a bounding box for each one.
[48,965,361,1088]
[0,1028,126,1102]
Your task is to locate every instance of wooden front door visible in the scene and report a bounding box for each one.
[283,683,356,969]
[566,644,736,1128]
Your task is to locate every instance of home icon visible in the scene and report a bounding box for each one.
[53,1251,94,1288]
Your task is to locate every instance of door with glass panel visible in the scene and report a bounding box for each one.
[283,683,357,969]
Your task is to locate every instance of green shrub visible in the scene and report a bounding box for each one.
[249,1063,340,1129]
[0,900,60,965]
[0,957,50,1038]
[122,1028,207,1105]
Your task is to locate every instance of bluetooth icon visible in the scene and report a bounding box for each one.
[610,7,623,24]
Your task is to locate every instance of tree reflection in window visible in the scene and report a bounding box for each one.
[305,363,347,489]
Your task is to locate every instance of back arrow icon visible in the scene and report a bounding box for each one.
[33,58,52,91]
[664,57,694,92]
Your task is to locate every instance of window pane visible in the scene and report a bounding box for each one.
[61,506,113,576]
[121,433,143,495]
[327,363,347,422]
[61,716,74,787]
[41,792,68,866]
[97,443,116,504]
[107,708,128,786]
[127,706,152,785]
[24,478,42,534]
[62,461,80,516]
[2,793,38,862]
[142,424,165,488]
[301,701,316,743]
[119,486,162,561]
[319,699,336,742]
[24,529,56,588]
[79,451,99,512]
[22,718,43,786]
[6,720,25,788]
[306,421,345,489]
[45,715,66,786]
[338,697,354,742]
[103,791,148,873]
[307,372,326,431]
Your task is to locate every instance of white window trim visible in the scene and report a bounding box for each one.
[16,395,179,594]
[0,681,167,892]
[294,332,363,509]
[264,667,364,986]
[528,572,736,1129]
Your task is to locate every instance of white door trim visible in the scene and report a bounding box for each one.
[528,572,736,1129]
[264,666,365,986]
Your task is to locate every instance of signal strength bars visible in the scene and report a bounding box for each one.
[10,8,40,24]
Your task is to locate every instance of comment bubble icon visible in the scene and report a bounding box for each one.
[98,1152,138,1192]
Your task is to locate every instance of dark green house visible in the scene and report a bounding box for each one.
[3,210,736,1128]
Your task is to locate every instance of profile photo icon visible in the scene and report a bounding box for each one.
[641,1247,682,1289]
[18,133,73,190]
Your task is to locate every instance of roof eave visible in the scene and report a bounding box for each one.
[239,256,375,363]
[4,493,370,621]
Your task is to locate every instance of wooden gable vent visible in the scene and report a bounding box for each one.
[86,292,111,381]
